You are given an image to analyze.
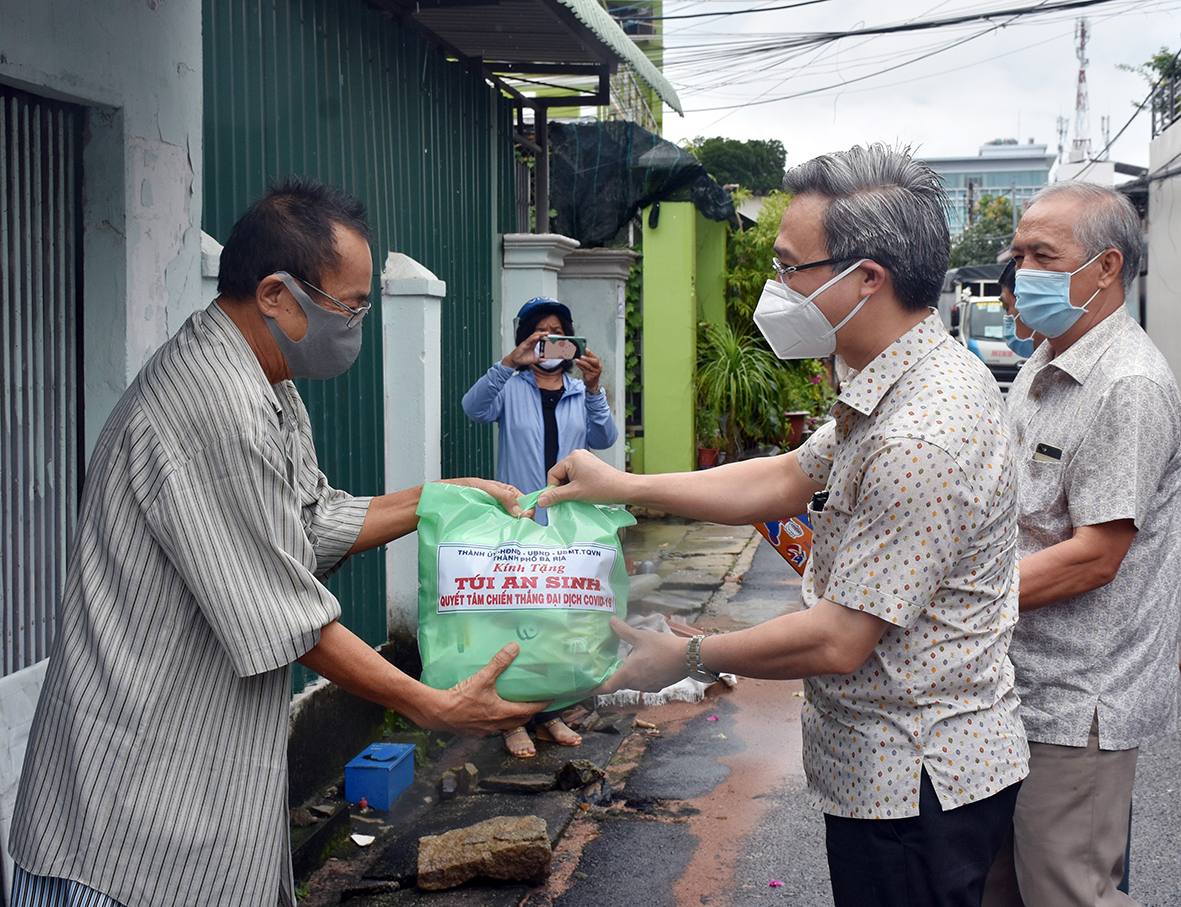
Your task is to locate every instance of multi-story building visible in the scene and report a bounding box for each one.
[922,139,1057,237]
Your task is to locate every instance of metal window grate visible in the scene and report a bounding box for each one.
[1,85,84,677]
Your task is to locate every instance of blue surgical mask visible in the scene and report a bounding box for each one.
[1013,251,1105,338]
[1002,314,1036,358]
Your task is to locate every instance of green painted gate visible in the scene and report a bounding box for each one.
[202,0,516,690]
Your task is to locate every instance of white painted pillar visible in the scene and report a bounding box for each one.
[197,231,222,314]
[381,252,445,635]
[500,233,579,354]
[558,248,637,472]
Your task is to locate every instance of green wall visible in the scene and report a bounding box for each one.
[640,201,697,474]
[203,0,515,690]
[696,211,727,326]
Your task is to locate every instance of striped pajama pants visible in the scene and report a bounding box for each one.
[10,867,125,907]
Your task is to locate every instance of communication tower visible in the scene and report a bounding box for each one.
[1071,18,1091,162]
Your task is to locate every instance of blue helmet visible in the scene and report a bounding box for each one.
[515,296,572,326]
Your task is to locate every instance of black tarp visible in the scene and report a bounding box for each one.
[549,121,737,248]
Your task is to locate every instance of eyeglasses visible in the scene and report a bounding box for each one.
[287,273,371,327]
[771,256,845,284]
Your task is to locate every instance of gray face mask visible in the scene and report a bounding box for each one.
[266,271,365,379]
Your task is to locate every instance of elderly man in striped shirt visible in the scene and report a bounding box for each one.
[7,178,545,907]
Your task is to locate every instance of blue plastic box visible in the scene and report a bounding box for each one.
[344,743,415,810]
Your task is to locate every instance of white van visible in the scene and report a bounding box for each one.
[939,265,1027,395]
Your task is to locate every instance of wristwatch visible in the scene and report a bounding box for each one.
[686,634,719,684]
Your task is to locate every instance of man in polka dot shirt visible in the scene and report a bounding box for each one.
[542,144,1028,907]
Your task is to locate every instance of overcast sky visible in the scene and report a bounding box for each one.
[654,0,1181,172]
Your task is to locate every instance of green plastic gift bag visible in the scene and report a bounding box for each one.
[416,483,635,709]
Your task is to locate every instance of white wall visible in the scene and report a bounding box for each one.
[0,3,204,897]
[1056,159,1117,185]
[1147,122,1181,380]
[0,0,205,456]
[0,662,47,900]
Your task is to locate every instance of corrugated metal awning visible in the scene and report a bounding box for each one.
[374,0,682,115]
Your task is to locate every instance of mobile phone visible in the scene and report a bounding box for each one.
[539,335,586,360]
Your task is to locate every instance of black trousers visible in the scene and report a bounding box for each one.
[825,770,1021,907]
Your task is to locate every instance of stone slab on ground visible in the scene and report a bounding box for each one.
[619,522,693,563]
[657,567,730,588]
[668,553,740,571]
[364,791,578,885]
[417,815,551,890]
[632,589,713,614]
[677,534,752,555]
[480,774,555,794]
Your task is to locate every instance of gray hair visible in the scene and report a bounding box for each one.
[1025,181,1141,293]
[782,144,950,312]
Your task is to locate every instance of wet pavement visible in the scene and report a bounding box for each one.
[295,516,1181,907]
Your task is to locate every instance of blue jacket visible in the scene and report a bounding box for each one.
[462,363,618,522]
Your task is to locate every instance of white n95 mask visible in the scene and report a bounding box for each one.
[753,259,869,359]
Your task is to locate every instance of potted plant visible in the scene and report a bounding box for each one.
[696,408,724,468]
[778,359,836,449]
[782,409,810,450]
[695,320,785,461]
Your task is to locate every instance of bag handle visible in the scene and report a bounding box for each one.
[516,488,547,512]
[517,486,637,529]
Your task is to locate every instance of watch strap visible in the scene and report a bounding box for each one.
[686,634,718,684]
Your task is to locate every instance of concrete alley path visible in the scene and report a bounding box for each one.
[551,525,833,907]
[553,525,1180,907]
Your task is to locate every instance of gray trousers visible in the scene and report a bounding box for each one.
[983,713,1139,907]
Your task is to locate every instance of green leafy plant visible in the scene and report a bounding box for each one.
[725,191,791,323]
[623,257,643,425]
[949,193,1016,267]
[695,320,787,459]
[1118,46,1181,104]
[693,189,835,455]
[695,407,724,450]
[779,358,836,419]
[683,136,788,193]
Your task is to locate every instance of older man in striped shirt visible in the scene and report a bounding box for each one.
[7,178,544,907]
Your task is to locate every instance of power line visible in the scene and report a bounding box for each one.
[1072,42,1181,177]
[643,0,1122,32]
[644,0,1161,69]
[629,0,837,21]
[684,18,1007,112]
[651,0,1175,128]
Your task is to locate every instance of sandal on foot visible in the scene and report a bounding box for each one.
[503,727,536,758]
[536,717,582,747]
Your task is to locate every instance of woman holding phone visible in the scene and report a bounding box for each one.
[462,296,620,757]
